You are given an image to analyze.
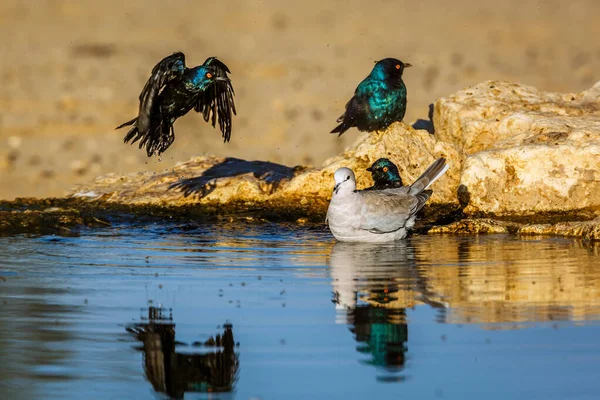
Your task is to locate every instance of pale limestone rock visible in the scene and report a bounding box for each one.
[459,142,600,215]
[434,80,600,216]
[434,80,600,153]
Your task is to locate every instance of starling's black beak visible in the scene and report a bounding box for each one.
[214,77,230,82]
[404,63,413,68]
[366,167,373,172]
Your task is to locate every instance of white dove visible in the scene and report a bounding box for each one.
[326,158,448,242]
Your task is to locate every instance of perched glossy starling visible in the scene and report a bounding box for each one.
[364,158,403,190]
[117,52,236,157]
[331,58,411,137]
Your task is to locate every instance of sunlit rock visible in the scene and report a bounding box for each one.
[434,80,600,153]
[70,155,305,205]
[435,80,600,216]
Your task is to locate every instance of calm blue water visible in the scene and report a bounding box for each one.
[0,222,599,399]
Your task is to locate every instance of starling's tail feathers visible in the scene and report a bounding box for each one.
[123,125,140,145]
[116,117,137,130]
[119,116,174,157]
[331,117,352,137]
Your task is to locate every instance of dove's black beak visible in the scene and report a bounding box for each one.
[333,183,341,195]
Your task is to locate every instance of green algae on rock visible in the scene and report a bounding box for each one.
[0,196,331,235]
[519,218,600,241]
[428,217,600,242]
[0,198,107,235]
[428,218,522,235]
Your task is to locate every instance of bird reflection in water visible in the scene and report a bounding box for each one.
[329,242,416,378]
[126,306,239,398]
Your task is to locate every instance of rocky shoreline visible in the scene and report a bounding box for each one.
[3,81,599,240]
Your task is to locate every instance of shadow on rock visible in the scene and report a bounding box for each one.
[168,157,304,198]
[411,103,435,134]
[126,306,239,398]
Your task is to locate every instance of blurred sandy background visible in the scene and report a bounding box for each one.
[1,0,599,199]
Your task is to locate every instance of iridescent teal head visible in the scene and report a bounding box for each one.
[366,158,403,187]
[189,65,230,90]
[370,58,412,82]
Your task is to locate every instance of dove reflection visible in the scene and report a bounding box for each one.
[329,242,417,371]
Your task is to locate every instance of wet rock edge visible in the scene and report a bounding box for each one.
[1,196,599,241]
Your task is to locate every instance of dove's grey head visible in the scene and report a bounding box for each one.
[333,167,356,195]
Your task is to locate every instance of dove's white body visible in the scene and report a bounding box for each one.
[327,188,416,242]
[326,159,448,243]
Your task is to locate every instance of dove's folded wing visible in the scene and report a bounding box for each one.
[357,191,419,233]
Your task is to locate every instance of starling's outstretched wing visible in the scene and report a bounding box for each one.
[116,52,187,157]
[203,57,231,75]
[195,57,237,142]
[135,52,187,134]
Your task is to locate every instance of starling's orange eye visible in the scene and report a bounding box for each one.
[205,72,213,78]
[395,64,401,70]
[383,167,389,172]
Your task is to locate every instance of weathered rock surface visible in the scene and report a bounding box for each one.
[434,81,600,153]
[435,80,600,216]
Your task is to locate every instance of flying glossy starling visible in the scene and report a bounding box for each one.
[364,158,404,190]
[331,58,411,137]
[117,52,236,157]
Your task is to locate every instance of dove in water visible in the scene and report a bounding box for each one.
[326,158,448,242]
